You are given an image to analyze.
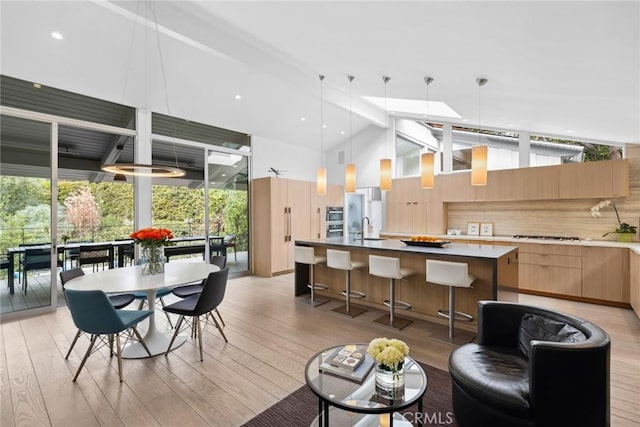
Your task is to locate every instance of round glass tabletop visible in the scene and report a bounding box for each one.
[304,344,428,415]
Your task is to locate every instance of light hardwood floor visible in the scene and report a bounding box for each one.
[1,273,639,426]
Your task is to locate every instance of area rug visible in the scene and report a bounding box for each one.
[242,361,457,427]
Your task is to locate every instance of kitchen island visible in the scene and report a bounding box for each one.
[294,238,518,329]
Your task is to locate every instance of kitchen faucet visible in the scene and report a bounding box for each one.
[359,216,370,242]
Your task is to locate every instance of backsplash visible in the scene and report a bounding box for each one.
[446,146,640,242]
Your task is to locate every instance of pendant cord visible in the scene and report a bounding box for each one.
[121,0,142,105]
[348,75,354,163]
[384,77,388,158]
[320,75,324,167]
[149,0,180,169]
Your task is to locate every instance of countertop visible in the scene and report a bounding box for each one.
[295,237,517,260]
[380,232,640,252]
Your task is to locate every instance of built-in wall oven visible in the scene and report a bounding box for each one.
[326,206,344,238]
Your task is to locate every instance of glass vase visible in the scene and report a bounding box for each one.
[375,363,405,390]
[140,244,165,275]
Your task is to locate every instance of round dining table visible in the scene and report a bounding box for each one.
[64,262,220,358]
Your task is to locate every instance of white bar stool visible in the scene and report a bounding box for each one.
[326,249,367,317]
[426,259,475,338]
[294,246,328,306]
[369,254,414,330]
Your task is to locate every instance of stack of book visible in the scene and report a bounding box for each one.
[319,345,375,383]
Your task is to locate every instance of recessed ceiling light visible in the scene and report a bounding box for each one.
[51,31,64,40]
[565,129,574,133]
[340,131,345,135]
[506,123,515,127]
[234,94,242,100]
[33,83,42,89]
[233,165,238,168]
[322,124,327,128]
[461,118,468,122]
[300,117,306,121]
[221,173,227,177]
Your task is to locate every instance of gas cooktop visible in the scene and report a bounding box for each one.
[512,235,581,241]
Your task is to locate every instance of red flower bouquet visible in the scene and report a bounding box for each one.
[130,227,174,247]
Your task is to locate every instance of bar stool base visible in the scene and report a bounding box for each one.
[436,309,474,322]
[383,300,412,310]
[373,314,413,330]
[331,304,366,318]
[297,295,329,307]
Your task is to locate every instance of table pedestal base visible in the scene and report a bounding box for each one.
[122,332,186,359]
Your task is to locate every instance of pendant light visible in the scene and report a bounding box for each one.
[471,77,488,186]
[345,75,357,193]
[421,76,435,189]
[316,75,327,195]
[101,0,185,179]
[379,76,392,191]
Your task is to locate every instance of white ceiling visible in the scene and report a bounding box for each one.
[1,1,638,151]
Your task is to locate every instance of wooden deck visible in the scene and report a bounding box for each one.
[0,273,638,426]
[0,253,249,315]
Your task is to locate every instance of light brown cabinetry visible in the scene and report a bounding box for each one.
[386,177,427,234]
[519,165,559,200]
[252,177,312,276]
[474,169,521,201]
[518,243,582,296]
[582,247,630,303]
[558,159,629,199]
[630,250,640,318]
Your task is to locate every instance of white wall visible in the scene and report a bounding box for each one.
[251,135,319,181]
[326,125,386,188]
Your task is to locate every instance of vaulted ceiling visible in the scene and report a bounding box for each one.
[1,1,638,152]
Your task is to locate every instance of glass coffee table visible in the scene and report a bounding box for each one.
[305,344,428,427]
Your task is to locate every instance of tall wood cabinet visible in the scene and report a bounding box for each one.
[252,177,310,276]
[252,177,343,276]
[386,177,427,234]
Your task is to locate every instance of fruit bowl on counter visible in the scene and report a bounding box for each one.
[401,236,451,248]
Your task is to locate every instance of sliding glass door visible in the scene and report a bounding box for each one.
[207,149,249,274]
[0,115,54,314]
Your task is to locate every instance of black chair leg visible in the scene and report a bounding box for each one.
[115,333,123,382]
[210,312,228,343]
[159,297,174,328]
[73,334,97,382]
[131,326,152,357]
[214,308,225,327]
[196,315,203,362]
[65,329,82,359]
[165,315,184,356]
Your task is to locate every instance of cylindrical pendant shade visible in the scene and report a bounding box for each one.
[316,167,327,195]
[420,152,434,189]
[379,158,392,191]
[345,163,356,193]
[471,145,488,186]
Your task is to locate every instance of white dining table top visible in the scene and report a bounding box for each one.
[64,262,220,294]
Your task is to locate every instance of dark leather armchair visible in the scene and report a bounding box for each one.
[449,301,610,427]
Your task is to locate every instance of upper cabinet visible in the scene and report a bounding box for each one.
[558,159,629,199]
[433,159,627,203]
[386,177,428,233]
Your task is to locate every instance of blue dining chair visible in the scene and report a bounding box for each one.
[60,269,136,359]
[65,289,153,382]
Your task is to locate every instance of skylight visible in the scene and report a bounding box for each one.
[362,97,461,120]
